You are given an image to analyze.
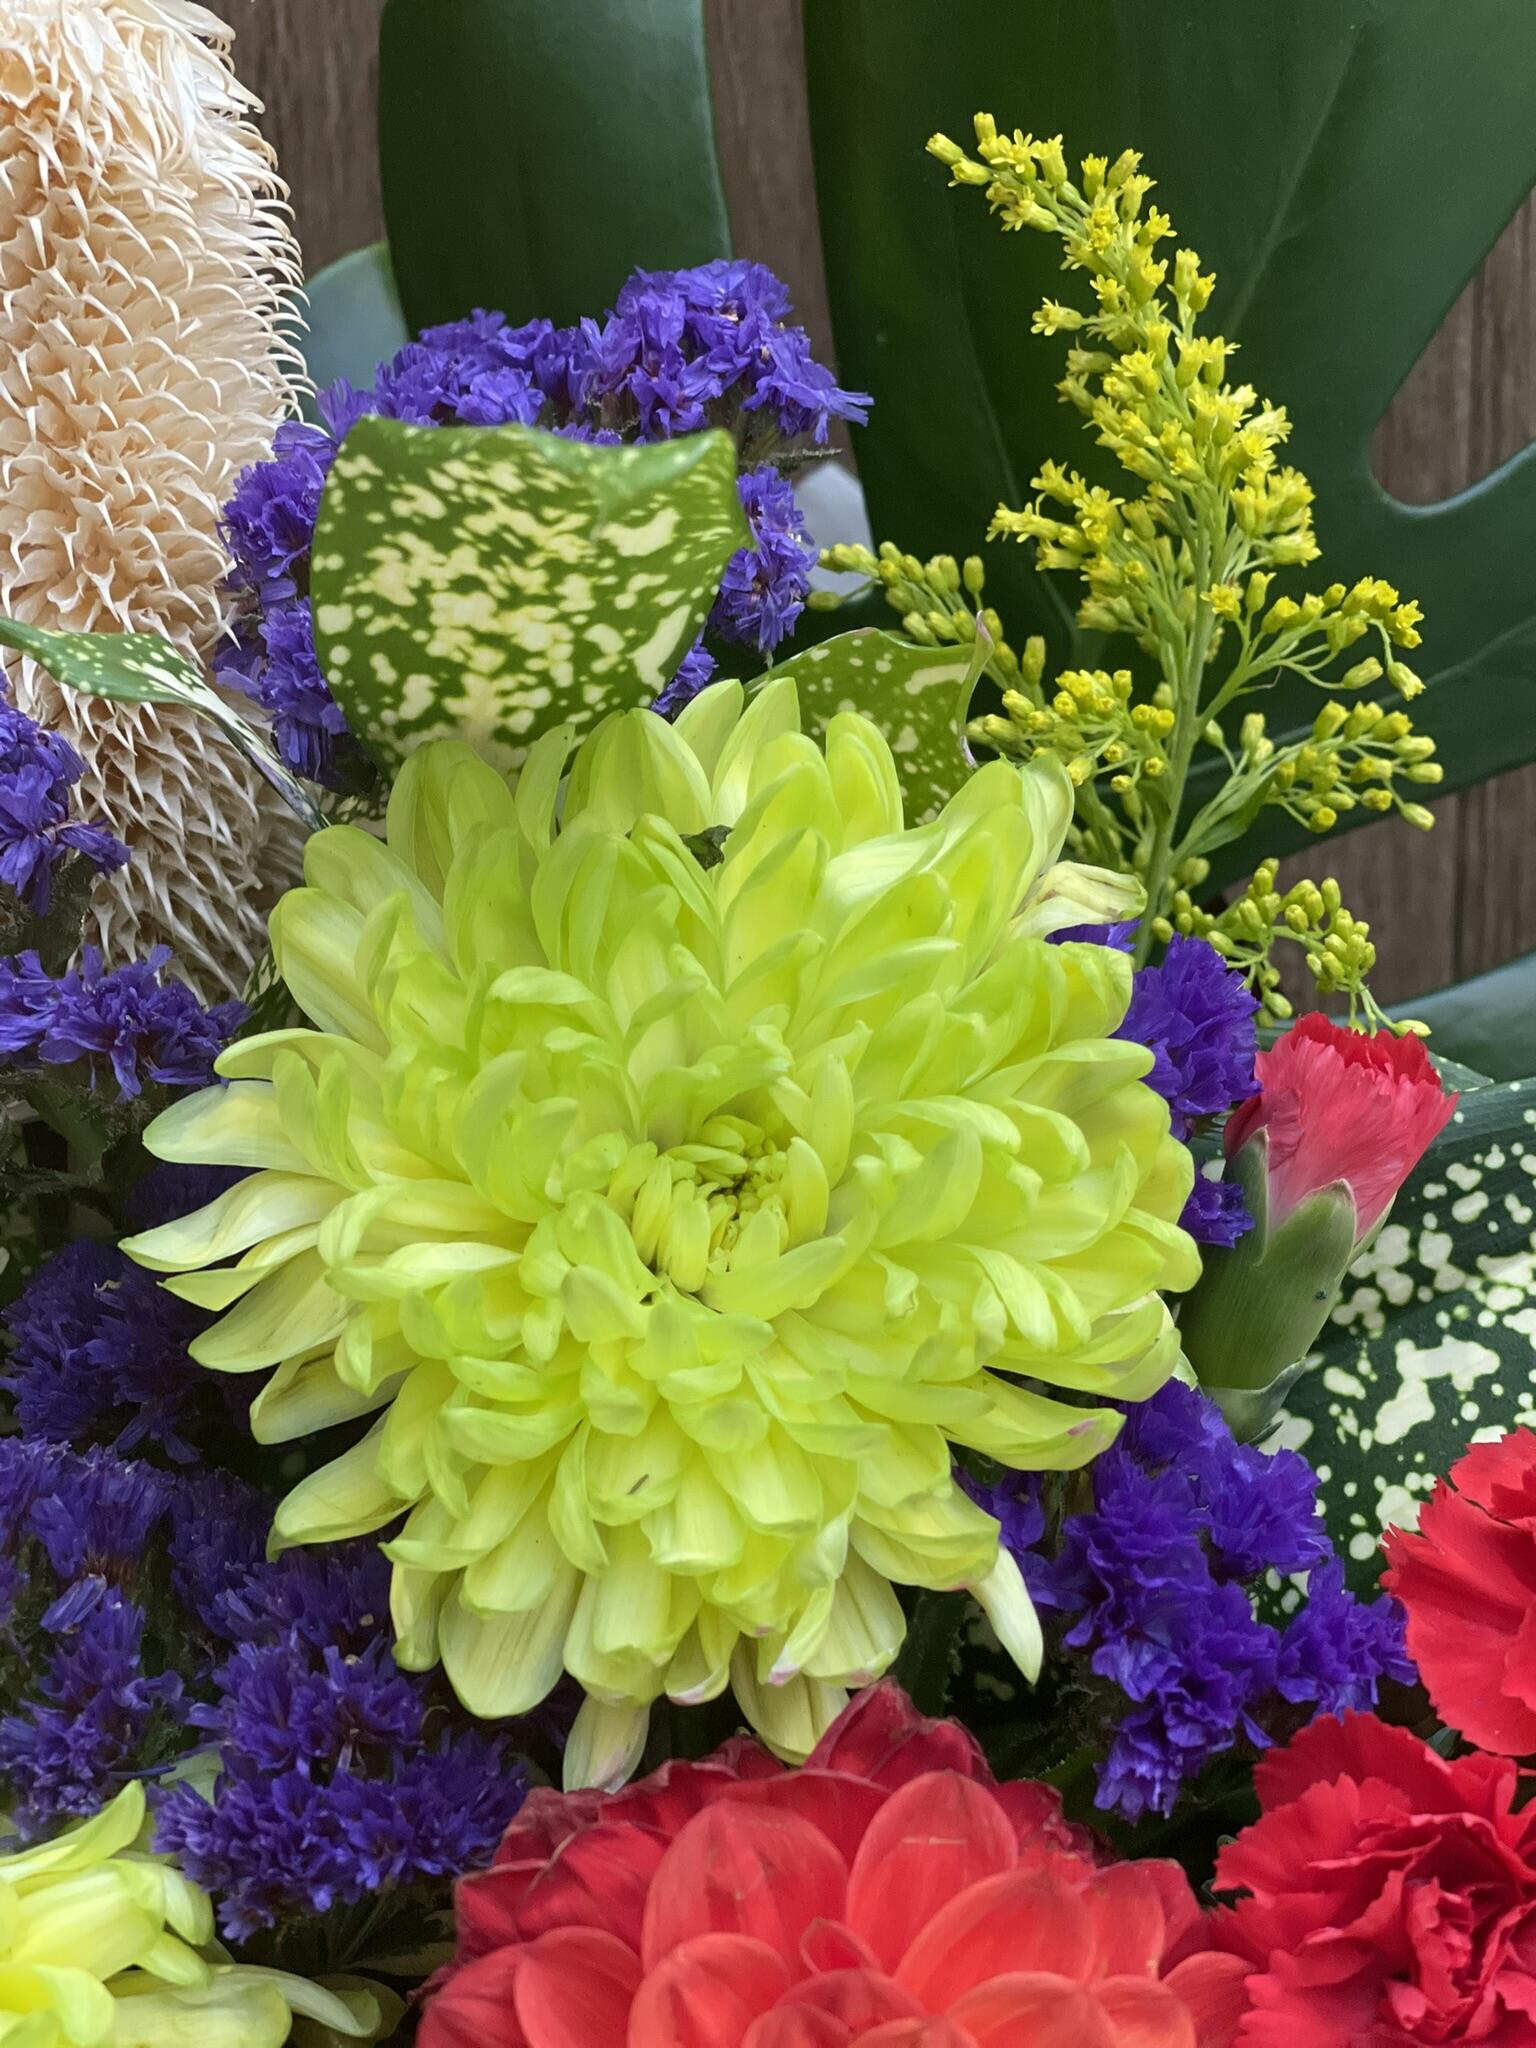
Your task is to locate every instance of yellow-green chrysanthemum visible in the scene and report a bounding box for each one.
[127,679,1198,1776]
[0,1782,375,2046]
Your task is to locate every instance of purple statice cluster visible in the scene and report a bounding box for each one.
[1058,927,1259,1248]
[2,1237,242,1464]
[0,704,126,916]
[0,1438,186,1837]
[157,1479,521,1942]
[219,260,864,788]
[964,1380,1414,1823]
[0,1437,524,1947]
[1120,934,1259,1250]
[0,945,242,1099]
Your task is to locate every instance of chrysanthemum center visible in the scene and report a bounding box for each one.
[622,1117,797,1295]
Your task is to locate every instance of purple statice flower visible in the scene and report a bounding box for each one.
[979,1380,1410,1821]
[222,420,337,605]
[0,704,126,916]
[1276,1557,1415,1715]
[958,1462,1045,1562]
[2,1239,238,1466]
[1180,1171,1253,1249]
[157,1729,522,1941]
[1119,935,1259,1141]
[1055,927,1258,1247]
[156,1481,524,1941]
[0,1440,186,1837]
[709,466,818,654]
[653,640,718,720]
[0,1596,182,1837]
[216,600,365,793]
[0,946,242,1099]
[599,261,870,446]
[0,1439,526,1935]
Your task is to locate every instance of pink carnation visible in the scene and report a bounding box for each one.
[1224,1015,1455,1238]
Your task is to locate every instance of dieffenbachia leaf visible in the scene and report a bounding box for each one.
[0,617,323,830]
[309,416,749,773]
[1274,1076,1536,1589]
[766,627,985,825]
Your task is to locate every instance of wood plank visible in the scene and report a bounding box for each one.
[224,0,387,275]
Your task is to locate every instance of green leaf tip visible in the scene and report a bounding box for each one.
[0,615,323,831]
[766,626,985,824]
[310,416,750,774]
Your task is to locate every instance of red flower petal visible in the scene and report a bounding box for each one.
[741,2011,850,2048]
[1164,1954,1250,2048]
[801,1919,882,1975]
[1079,1867,1173,1979]
[1442,1428,1536,1522]
[419,1951,531,2048]
[628,1933,790,2048]
[856,2023,980,2048]
[461,1819,668,1957]
[1095,1977,1200,2048]
[946,1974,1116,2047]
[846,1773,1018,1972]
[511,1929,641,2048]
[895,1871,1096,2008]
[1385,1470,1536,1753]
[988,1779,1095,1869]
[1248,1710,1457,1818]
[808,1680,992,1789]
[720,1768,888,1868]
[780,1968,924,2029]
[1235,1016,1454,1235]
[642,1800,850,1969]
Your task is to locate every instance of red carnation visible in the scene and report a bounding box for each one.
[1214,1711,1536,2045]
[420,1682,1247,2048]
[1224,1015,1455,1239]
[1384,1428,1536,1755]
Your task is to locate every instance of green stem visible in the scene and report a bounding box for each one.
[1134,596,1215,966]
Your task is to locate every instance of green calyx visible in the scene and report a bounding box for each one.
[1178,1131,1358,1430]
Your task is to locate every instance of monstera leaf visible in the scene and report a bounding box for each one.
[805,0,1536,866]
[309,416,748,772]
[1274,1068,1536,1585]
[378,0,731,333]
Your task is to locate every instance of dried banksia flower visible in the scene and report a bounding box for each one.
[0,0,306,997]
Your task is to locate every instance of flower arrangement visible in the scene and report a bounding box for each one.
[0,11,1528,2041]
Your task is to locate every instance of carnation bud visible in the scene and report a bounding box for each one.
[1180,1015,1455,1438]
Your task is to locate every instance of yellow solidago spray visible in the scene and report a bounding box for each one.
[0,1782,375,2046]
[126,680,1197,1779]
[823,116,1440,1025]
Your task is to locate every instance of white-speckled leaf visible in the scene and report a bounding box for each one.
[0,616,322,830]
[310,417,748,772]
[1272,1076,1536,1591]
[766,628,981,824]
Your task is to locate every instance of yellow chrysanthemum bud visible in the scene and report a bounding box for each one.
[128,682,1197,1773]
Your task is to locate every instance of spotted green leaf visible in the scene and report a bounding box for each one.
[767,627,984,826]
[1274,1078,1536,1588]
[310,416,749,773]
[0,617,323,830]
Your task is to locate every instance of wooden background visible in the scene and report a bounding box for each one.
[229,0,1536,1007]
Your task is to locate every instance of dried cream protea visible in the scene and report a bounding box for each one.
[0,0,305,997]
[128,679,1200,1780]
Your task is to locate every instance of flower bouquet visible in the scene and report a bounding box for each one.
[0,5,1529,2044]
